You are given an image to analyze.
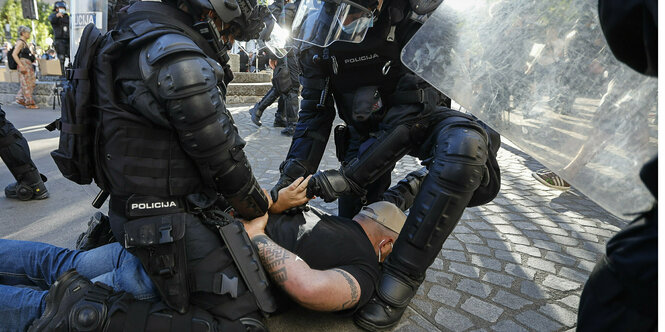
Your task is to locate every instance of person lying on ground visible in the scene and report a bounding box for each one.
[0,169,426,331]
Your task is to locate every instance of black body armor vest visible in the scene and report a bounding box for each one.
[327,0,413,95]
[97,9,218,199]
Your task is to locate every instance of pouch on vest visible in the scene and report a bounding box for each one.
[124,213,190,313]
[197,212,278,315]
[334,124,350,163]
[47,23,104,186]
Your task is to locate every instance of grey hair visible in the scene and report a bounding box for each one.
[18,26,31,35]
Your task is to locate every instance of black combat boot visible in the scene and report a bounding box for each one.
[273,116,287,128]
[5,170,48,200]
[354,270,421,331]
[249,87,279,127]
[249,106,264,126]
[280,125,295,136]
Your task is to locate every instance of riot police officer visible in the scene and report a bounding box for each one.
[249,0,301,136]
[270,0,500,328]
[28,0,274,330]
[48,1,69,71]
[0,108,48,201]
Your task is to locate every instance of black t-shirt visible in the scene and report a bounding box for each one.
[265,207,380,313]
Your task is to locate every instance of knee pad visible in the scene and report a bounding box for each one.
[432,125,489,193]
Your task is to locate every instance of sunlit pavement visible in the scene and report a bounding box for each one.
[0,103,626,331]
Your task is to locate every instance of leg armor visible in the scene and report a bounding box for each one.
[249,87,279,127]
[0,109,48,200]
[279,92,299,136]
[283,50,301,128]
[274,97,287,128]
[283,91,299,125]
[28,270,266,332]
[355,118,489,330]
[392,121,489,275]
[307,125,413,202]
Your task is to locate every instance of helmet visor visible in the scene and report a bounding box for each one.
[262,15,292,58]
[292,0,373,48]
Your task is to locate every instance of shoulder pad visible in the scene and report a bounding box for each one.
[144,33,205,66]
[156,56,218,100]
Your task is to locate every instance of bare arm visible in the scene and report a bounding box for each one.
[242,213,360,311]
[251,234,361,311]
[12,41,24,71]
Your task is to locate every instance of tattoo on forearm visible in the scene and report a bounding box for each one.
[333,268,359,310]
[253,235,292,286]
[271,267,288,283]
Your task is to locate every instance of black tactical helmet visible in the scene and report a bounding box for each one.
[54,1,66,11]
[169,0,269,41]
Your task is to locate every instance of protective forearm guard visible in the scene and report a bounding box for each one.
[307,168,367,203]
[146,38,269,219]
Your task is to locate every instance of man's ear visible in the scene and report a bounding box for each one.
[379,237,394,257]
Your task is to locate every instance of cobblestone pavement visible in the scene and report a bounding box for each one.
[0,103,627,331]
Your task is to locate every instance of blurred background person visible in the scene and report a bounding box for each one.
[48,1,69,72]
[42,49,56,60]
[12,26,37,109]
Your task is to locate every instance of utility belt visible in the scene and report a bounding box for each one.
[117,195,277,317]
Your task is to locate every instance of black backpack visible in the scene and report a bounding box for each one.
[7,46,17,69]
[47,24,105,188]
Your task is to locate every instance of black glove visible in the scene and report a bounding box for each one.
[307,169,367,203]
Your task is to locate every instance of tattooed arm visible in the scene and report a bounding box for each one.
[251,234,361,311]
[242,213,361,311]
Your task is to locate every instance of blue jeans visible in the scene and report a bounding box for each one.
[0,239,157,332]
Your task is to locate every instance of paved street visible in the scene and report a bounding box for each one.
[0,102,627,331]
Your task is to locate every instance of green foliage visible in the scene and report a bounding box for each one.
[0,0,54,51]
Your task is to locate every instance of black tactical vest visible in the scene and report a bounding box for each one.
[96,8,216,199]
[327,0,414,95]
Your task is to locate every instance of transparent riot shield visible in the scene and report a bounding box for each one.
[70,0,108,59]
[401,0,657,218]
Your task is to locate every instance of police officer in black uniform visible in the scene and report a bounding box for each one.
[577,0,657,330]
[0,108,48,201]
[249,0,301,136]
[271,0,500,328]
[48,1,69,72]
[28,0,275,331]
